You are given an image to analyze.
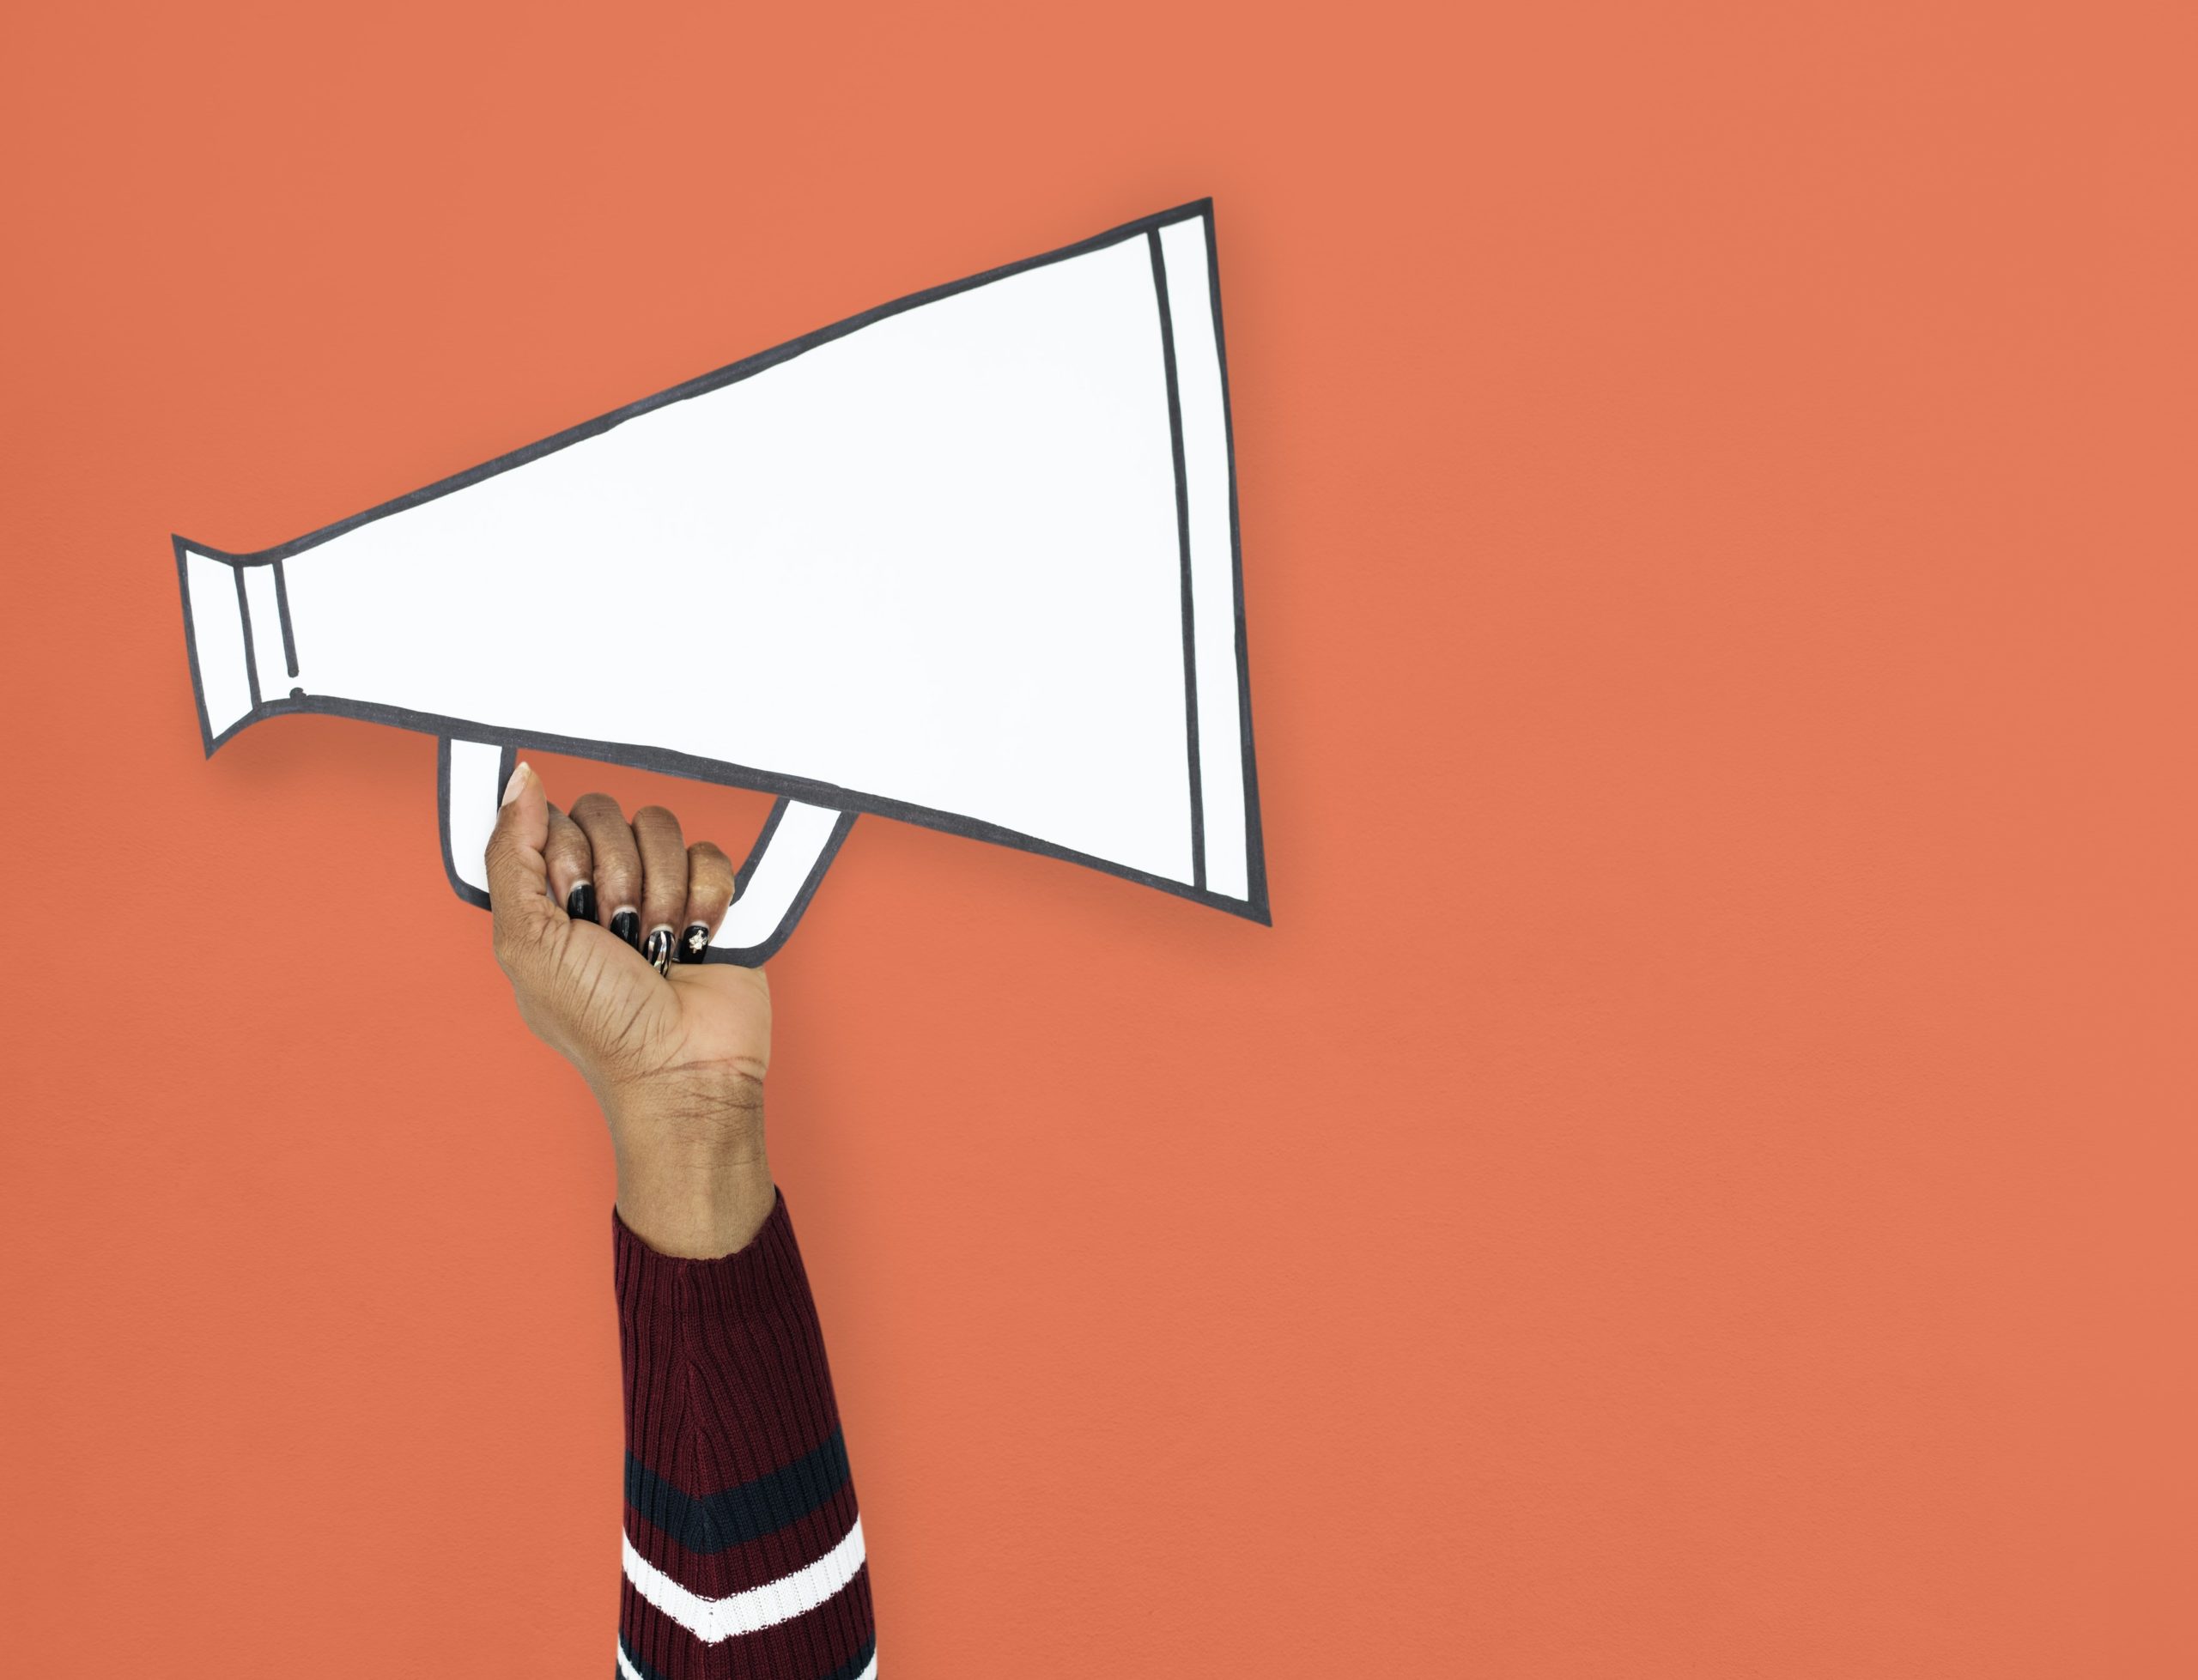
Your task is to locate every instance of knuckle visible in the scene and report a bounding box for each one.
[571,792,621,822]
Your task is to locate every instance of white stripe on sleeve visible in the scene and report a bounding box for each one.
[621,1515,867,1644]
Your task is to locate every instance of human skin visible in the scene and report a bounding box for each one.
[482,760,775,1258]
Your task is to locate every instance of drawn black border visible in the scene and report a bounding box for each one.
[1204,208,1269,918]
[1146,227,1207,894]
[174,197,1271,931]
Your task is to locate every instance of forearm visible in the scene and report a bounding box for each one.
[613,1182,875,1680]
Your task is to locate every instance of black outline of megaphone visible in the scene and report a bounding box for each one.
[175,198,1266,963]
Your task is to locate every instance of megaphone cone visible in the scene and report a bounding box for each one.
[176,199,1266,962]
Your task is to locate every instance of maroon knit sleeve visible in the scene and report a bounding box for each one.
[613,1191,876,1680]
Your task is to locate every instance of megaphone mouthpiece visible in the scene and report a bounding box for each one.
[178,542,293,752]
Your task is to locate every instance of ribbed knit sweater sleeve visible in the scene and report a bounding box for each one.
[613,1191,877,1680]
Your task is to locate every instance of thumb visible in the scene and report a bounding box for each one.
[484,761,556,950]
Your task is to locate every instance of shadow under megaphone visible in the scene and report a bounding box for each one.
[175,198,1266,964]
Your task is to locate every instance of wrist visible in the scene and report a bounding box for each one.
[615,1153,774,1259]
[602,1072,774,1258]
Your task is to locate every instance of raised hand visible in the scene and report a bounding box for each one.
[483,761,774,1258]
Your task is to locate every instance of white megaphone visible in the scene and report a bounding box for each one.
[175,199,1266,963]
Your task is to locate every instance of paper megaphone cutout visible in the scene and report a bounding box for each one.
[175,199,1266,963]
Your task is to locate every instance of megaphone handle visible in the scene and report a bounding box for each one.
[438,737,513,911]
[436,737,853,965]
[710,798,857,967]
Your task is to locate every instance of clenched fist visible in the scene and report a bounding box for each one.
[483,761,774,1258]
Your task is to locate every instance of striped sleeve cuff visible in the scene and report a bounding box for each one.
[615,1192,877,1680]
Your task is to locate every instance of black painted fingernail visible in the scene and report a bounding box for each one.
[610,909,641,949]
[676,923,712,964]
[566,882,597,923]
[642,927,674,973]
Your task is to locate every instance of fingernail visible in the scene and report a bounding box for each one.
[500,761,531,806]
[565,882,597,923]
[643,927,675,974]
[676,923,713,964]
[610,909,641,949]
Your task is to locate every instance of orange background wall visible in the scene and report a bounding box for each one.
[3,3,2195,1674]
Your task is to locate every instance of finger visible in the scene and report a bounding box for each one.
[543,804,596,922]
[570,792,643,949]
[677,840,735,963]
[632,805,689,972]
[484,762,556,977]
